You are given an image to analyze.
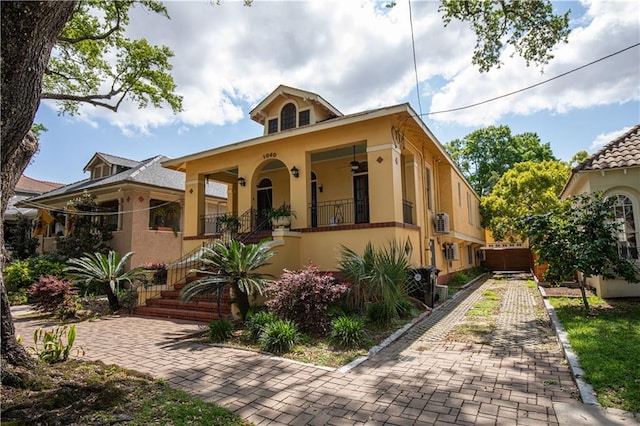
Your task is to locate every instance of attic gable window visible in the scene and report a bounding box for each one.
[281,103,296,130]
[268,118,278,134]
[91,164,110,180]
[299,110,310,126]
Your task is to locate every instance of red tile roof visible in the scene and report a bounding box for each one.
[575,124,640,171]
[16,175,64,193]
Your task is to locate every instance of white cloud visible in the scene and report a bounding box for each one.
[429,0,640,126]
[589,126,633,151]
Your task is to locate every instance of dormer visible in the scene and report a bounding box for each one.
[83,153,140,180]
[249,85,343,135]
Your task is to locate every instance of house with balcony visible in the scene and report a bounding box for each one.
[560,124,640,298]
[163,85,485,283]
[18,152,227,268]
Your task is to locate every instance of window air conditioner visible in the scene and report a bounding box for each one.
[435,285,448,302]
[444,242,459,261]
[435,213,450,233]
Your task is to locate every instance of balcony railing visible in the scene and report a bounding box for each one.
[310,198,356,227]
[402,199,413,224]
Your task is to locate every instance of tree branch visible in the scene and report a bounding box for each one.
[40,91,124,112]
[57,4,122,44]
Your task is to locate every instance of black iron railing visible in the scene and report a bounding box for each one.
[309,198,355,227]
[403,199,413,224]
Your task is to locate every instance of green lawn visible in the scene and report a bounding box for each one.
[549,296,640,413]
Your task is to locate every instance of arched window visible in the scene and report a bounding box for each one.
[612,194,638,259]
[281,103,296,130]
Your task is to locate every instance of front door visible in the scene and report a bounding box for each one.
[257,179,273,230]
[353,174,369,224]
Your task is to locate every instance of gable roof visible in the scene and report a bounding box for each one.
[83,152,141,172]
[575,124,640,171]
[249,84,343,124]
[21,154,226,204]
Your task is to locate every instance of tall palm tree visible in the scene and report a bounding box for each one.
[65,251,143,311]
[181,240,275,322]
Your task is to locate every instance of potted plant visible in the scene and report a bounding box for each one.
[153,202,181,235]
[216,213,240,240]
[264,203,296,229]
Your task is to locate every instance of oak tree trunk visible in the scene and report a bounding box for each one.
[1,1,77,368]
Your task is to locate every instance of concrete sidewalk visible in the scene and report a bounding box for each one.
[12,274,635,425]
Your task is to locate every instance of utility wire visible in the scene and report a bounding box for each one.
[408,0,423,117]
[424,42,640,116]
[19,198,183,217]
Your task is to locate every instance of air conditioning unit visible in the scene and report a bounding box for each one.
[435,213,450,233]
[444,242,459,261]
[435,285,448,302]
[476,249,486,261]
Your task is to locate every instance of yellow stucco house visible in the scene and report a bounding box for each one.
[560,124,640,298]
[163,85,485,283]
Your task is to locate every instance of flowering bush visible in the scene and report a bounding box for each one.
[27,276,75,314]
[265,265,348,333]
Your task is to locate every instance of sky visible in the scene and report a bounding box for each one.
[26,0,640,185]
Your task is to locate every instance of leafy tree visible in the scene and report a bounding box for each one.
[65,251,143,311]
[445,125,557,196]
[181,240,275,322]
[439,0,570,72]
[571,150,589,166]
[481,160,570,241]
[523,193,639,311]
[1,0,182,368]
[55,192,113,260]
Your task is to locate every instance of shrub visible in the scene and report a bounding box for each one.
[55,297,78,320]
[28,257,66,280]
[367,302,395,326]
[329,316,365,348]
[27,276,74,313]
[4,260,33,291]
[7,289,28,306]
[209,319,235,342]
[32,325,80,363]
[244,310,277,342]
[117,288,139,314]
[265,265,348,334]
[258,319,300,354]
[396,298,415,319]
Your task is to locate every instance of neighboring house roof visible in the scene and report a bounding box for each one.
[249,84,343,124]
[21,154,226,204]
[7,176,65,218]
[561,124,640,197]
[574,124,640,171]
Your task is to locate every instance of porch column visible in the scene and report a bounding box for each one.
[185,173,205,236]
[367,143,403,223]
[288,152,310,229]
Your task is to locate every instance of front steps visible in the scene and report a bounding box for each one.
[135,281,232,323]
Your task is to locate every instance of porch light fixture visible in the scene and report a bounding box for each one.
[290,166,299,178]
[350,145,359,172]
[237,177,246,187]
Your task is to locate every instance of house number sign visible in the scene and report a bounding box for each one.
[263,152,277,159]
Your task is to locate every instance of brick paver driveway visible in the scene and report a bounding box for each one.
[13,274,578,425]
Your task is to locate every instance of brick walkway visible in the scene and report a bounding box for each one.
[13,274,578,425]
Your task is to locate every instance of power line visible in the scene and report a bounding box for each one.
[424,42,640,116]
[407,0,423,116]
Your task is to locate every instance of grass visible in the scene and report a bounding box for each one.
[1,360,251,425]
[447,284,504,344]
[549,296,640,413]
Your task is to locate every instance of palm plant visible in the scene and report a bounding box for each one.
[181,240,275,322]
[65,251,143,311]
[338,240,413,321]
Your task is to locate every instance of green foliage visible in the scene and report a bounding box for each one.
[367,302,395,326]
[329,316,365,348]
[338,240,413,320]
[258,320,300,354]
[4,260,33,291]
[265,265,348,334]
[439,0,570,72]
[27,276,74,314]
[395,297,415,319]
[55,192,113,259]
[444,125,557,196]
[208,319,235,343]
[116,288,138,314]
[29,257,66,280]
[7,289,29,306]
[481,160,570,241]
[7,215,39,260]
[181,240,275,322]
[32,325,79,363]
[244,310,277,342]
[524,193,640,310]
[44,0,182,115]
[65,251,143,311]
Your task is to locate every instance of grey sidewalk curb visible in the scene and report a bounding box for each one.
[338,273,489,373]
